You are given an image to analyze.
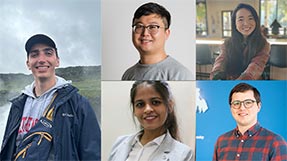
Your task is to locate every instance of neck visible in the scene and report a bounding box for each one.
[237,121,257,135]
[139,52,167,65]
[34,76,57,97]
[140,127,166,145]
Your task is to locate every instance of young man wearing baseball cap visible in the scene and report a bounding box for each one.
[0,34,101,161]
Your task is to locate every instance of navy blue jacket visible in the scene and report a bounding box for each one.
[0,84,101,161]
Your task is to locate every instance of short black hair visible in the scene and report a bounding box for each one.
[132,2,171,28]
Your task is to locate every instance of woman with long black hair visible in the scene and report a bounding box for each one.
[210,3,270,80]
[108,81,193,161]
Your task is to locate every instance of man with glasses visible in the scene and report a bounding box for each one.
[213,82,287,161]
[122,2,193,80]
[0,34,101,161]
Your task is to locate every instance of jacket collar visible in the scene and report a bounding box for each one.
[10,84,78,110]
[118,130,174,161]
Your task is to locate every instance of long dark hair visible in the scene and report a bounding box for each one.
[225,3,267,76]
[130,81,179,140]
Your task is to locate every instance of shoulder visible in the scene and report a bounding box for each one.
[55,84,93,114]
[113,134,131,145]
[216,129,234,142]
[164,132,193,155]
[263,40,271,51]
[260,127,287,142]
[109,133,135,159]
[165,137,193,161]
[161,56,194,80]
[122,63,139,80]
[171,139,192,152]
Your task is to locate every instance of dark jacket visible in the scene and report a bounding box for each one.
[0,84,101,161]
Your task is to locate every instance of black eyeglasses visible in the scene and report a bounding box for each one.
[132,24,166,34]
[230,99,257,109]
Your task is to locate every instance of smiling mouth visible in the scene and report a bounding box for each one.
[141,39,152,43]
[242,27,252,32]
[36,66,49,70]
[144,115,157,120]
[238,113,248,117]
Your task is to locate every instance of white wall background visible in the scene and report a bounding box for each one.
[102,0,196,80]
[102,81,196,161]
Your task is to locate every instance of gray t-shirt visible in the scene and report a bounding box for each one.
[122,56,194,80]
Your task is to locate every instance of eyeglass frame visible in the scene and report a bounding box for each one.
[230,99,257,109]
[132,24,167,34]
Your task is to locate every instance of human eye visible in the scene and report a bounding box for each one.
[29,51,39,58]
[248,16,254,21]
[244,100,254,106]
[232,101,240,106]
[151,99,162,106]
[44,48,54,56]
[237,18,243,22]
[148,25,159,32]
[135,24,144,29]
[133,24,144,33]
[135,101,145,108]
[149,25,159,29]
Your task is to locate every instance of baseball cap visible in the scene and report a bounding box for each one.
[25,34,57,55]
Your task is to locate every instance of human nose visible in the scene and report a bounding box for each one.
[243,19,249,25]
[144,104,153,113]
[38,52,47,62]
[141,26,150,35]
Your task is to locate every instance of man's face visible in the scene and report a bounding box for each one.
[132,14,170,56]
[230,90,261,129]
[26,43,59,81]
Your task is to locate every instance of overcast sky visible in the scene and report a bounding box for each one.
[0,0,101,74]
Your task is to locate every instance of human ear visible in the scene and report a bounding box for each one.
[168,100,174,113]
[26,59,31,70]
[165,29,170,40]
[257,102,261,112]
[56,57,60,67]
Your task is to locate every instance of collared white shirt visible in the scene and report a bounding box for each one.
[126,132,166,161]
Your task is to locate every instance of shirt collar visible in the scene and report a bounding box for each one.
[132,131,167,146]
[234,122,261,137]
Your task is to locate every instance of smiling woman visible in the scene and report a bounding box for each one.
[102,81,196,161]
[210,3,271,80]
[108,81,193,161]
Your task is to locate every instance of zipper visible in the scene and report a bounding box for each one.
[22,132,52,144]
[13,143,31,161]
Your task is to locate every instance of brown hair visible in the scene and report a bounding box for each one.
[229,82,261,104]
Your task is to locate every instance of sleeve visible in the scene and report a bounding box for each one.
[210,44,227,80]
[270,135,287,161]
[77,96,101,161]
[237,42,270,80]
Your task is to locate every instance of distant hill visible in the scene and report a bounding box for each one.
[0,65,101,122]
